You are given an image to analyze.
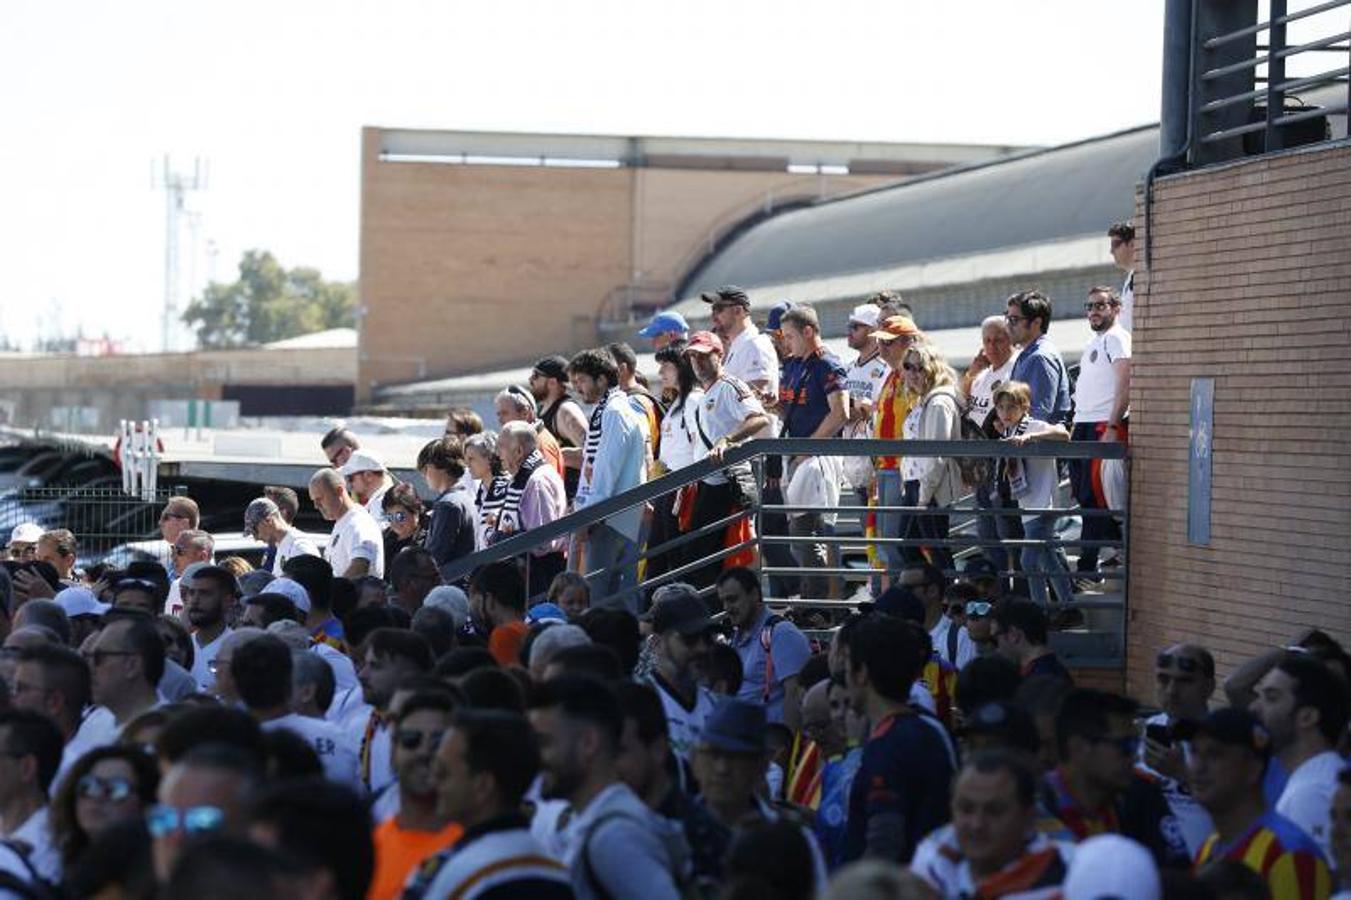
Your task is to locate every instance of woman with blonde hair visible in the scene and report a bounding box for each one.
[898,342,963,571]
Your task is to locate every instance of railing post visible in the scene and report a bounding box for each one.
[1266,0,1288,152]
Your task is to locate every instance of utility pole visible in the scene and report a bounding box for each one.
[152,157,208,353]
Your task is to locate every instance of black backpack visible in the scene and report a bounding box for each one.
[956,406,999,490]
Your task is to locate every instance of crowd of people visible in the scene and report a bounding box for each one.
[0,220,1345,899]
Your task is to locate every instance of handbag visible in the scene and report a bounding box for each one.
[694,398,760,508]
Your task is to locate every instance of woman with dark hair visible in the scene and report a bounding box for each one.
[50,744,160,871]
[416,437,477,583]
[649,339,703,581]
[381,481,427,563]
[465,432,510,546]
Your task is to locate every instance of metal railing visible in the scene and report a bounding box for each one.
[1192,0,1350,162]
[448,437,1130,666]
[0,484,177,567]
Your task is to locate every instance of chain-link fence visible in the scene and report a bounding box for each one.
[0,484,180,568]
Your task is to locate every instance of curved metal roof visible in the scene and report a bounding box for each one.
[682,124,1159,294]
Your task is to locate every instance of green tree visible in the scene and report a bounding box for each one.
[182,250,356,348]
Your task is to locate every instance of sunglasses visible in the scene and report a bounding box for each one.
[159,512,189,523]
[395,727,446,752]
[1005,314,1027,325]
[390,511,412,524]
[78,775,136,802]
[965,601,993,619]
[1083,301,1114,312]
[1156,652,1209,676]
[146,804,225,838]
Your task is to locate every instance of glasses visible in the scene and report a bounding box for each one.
[395,728,446,752]
[390,511,411,524]
[90,650,137,667]
[1083,301,1113,312]
[1091,734,1141,757]
[965,601,993,619]
[1156,652,1209,676]
[78,775,136,802]
[146,804,225,838]
[1005,314,1026,325]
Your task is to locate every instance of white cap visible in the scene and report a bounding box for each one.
[54,587,110,618]
[265,577,312,614]
[424,585,469,630]
[848,304,881,328]
[1063,835,1161,900]
[338,450,386,477]
[8,523,43,546]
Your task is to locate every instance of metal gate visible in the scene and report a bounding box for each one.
[0,484,181,569]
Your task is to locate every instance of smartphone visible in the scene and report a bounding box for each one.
[1145,723,1173,747]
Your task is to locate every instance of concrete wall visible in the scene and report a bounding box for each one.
[1126,141,1351,698]
[355,127,909,402]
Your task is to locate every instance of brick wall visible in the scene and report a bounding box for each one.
[1126,141,1351,700]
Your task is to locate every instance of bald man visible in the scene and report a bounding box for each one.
[308,469,384,579]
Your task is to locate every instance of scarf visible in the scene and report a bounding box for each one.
[580,388,621,495]
[476,473,510,536]
[493,449,545,541]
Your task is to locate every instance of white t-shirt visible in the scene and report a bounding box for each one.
[1120,270,1135,333]
[364,483,391,527]
[647,673,717,762]
[1005,419,1060,523]
[273,528,321,576]
[843,351,889,439]
[1137,712,1215,858]
[263,713,360,788]
[929,617,978,670]
[342,705,394,795]
[10,807,59,883]
[326,506,385,578]
[190,627,232,691]
[965,357,1016,429]
[658,388,704,473]
[1276,749,1342,861]
[901,403,925,482]
[723,323,779,396]
[56,706,120,791]
[692,374,765,486]
[1072,323,1131,423]
[164,578,183,617]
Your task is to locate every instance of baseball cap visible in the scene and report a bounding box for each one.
[266,577,312,614]
[699,698,768,755]
[874,586,924,624]
[637,311,689,339]
[870,315,921,342]
[700,286,750,309]
[765,300,794,333]
[1063,834,1161,900]
[1172,707,1271,760]
[54,586,110,619]
[532,355,570,382]
[848,304,881,329]
[338,450,386,478]
[526,602,568,624]
[648,583,716,636]
[243,498,281,538]
[8,523,43,546]
[961,701,1040,754]
[684,331,723,355]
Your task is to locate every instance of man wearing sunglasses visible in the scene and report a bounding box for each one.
[1042,689,1188,868]
[1005,291,1071,427]
[1139,644,1216,860]
[164,529,213,617]
[244,496,320,577]
[644,583,719,763]
[151,744,261,882]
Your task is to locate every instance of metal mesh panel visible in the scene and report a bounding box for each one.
[0,485,179,568]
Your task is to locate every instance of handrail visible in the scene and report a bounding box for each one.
[438,436,1126,584]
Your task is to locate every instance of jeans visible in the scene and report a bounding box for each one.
[585,523,639,613]
[874,470,908,575]
[1021,513,1075,606]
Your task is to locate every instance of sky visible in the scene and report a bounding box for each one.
[0,1,1165,351]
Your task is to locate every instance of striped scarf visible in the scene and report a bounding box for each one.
[580,388,621,494]
[476,474,510,536]
[494,449,545,541]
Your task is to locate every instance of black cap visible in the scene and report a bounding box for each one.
[1173,708,1271,760]
[648,583,716,636]
[533,355,570,381]
[700,286,750,309]
[962,701,1041,755]
[875,586,925,625]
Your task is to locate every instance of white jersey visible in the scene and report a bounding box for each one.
[965,356,1016,429]
[657,389,704,473]
[190,627,232,691]
[912,823,1074,900]
[263,713,360,788]
[691,373,764,486]
[273,528,321,576]
[1072,323,1130,423]
[843,350,889,439]
[646,673,717,761]
[723,323,779,396]
[326,506,385,578]
[1137,712,1214,858]
[1276,749,1342,861]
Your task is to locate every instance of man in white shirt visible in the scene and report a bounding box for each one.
[643,583,719,761]
[702,285,779,403]
[183,565,239,692]
[244,497,320,576]
[233,633,358,787]
[0,710,64,883]
[1069,286,1131,578]
[1251,652,1349,861]
[163,529,213,616]
[1108,221,1136,332]
[89,615,164,730]
[339,450,395,527]
[842,303,889,497]
[958,315,1021,578]
[309,468,385,579]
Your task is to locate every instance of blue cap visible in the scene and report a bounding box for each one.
[638,311,689,339]
[526,602,568,624]
[766,300,793,332]
[699,698,768,754]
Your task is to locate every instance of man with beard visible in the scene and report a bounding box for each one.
[348,629,435,796]
[530,354,588,501]
[183,565,239,691]
[1069,286,1131,578]
[528,675,683,900]
[368,691,463,900]
[644,584,719,763]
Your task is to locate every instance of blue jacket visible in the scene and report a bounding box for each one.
[1010,335,1072,425]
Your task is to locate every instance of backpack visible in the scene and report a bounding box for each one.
[956,406,998,490]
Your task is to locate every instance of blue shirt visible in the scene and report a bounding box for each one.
[779,349,848,438]
[1010,335,1071,425]
[816,747,863,870]
[732,606,812,723]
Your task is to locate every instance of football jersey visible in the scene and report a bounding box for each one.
[1194,810,1332,900]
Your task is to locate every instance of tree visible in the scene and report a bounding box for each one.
[182,250,356,348]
